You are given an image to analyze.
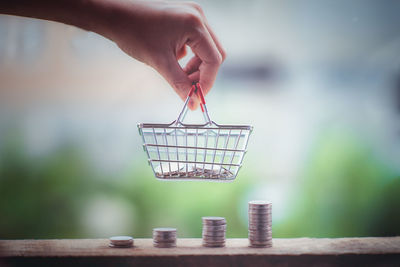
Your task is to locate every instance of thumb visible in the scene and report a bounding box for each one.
[156,55,199,110]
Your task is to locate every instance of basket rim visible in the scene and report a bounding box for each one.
[137,120,253,130]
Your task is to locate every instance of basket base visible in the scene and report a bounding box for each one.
[154,165,235,181]
[154,177,236,182]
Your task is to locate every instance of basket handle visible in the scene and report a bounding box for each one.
[175,82,212,125]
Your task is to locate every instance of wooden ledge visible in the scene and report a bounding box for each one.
[1,237,399,266]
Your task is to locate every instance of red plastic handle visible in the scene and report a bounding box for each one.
[196,82,206,105]
[200,103,205,112]
[187,83,206,112]
[188,84,196,97]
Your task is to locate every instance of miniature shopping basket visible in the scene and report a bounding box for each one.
[138,83,253,181]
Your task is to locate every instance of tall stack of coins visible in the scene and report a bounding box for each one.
[202,217,226,247]
[248,201,272,248]
[153,228,177,248]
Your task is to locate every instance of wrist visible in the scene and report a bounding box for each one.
[79,0,138,42]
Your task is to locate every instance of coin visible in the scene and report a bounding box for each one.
[109,236,134,248]
[153,228,177,248]
[202,217,226,225]
[202,216,226,247]
[248,200,272,248]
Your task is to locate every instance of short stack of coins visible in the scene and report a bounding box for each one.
[202,216,226,247]
[109,236,134,248]
[248,201,272,248]
[153,228,177,248]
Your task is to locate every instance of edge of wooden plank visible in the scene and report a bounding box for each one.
[0,237,399,257]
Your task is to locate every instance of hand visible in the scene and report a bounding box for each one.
[100,1,226,110]
[0,0,226,110]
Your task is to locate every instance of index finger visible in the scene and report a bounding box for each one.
[186,24,222,95]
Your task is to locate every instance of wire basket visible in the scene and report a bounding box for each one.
[138,83,252,181]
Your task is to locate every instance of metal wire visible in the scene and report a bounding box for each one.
[138,84,252,181]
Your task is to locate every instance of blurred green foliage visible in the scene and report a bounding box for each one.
[276,126,400,237]
[0,125,399,239]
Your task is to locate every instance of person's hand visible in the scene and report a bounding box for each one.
[99,1,226,110]
[0,0,225,109]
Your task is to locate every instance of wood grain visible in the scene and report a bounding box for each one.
[1,237,399,267]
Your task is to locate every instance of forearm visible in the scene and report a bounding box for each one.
[0,0,117,37]
[0,0,225,109]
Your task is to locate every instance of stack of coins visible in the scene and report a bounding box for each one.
[202,217,226,247]
[248,201,272,248]
[109,236,134,248]
[153,228,177,248]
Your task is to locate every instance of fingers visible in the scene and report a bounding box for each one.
[190,3,226,63]
[186,26,222,96]
[183,55,201,75]
[176,45,187,60]
[183,3,225,95]
[155,54,199,110]
[188,70,200,83]
[203,23,226,63]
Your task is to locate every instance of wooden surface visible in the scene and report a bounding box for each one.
[1,237,399,266]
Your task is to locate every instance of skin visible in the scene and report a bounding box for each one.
[0,0,226,110]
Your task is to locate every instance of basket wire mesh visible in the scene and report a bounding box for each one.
[138,83,252,181]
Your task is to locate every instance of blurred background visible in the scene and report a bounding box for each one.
[1,0,400,239]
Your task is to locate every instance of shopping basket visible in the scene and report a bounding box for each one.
[138,83,252,181]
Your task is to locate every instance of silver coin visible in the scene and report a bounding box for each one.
[203,238,225,243]
[249,217,272,222]
[153,227,176,232]
[109,236,134,247]
[202,217,226,224]
[203,245,226,248]
[248,204,272,209]
[202,227,226,232]
[248,231,272,236]
[249,235,273,240]
[202,233,226,237]
[249,218,272,224]
[153,243,177,248]
[248,200,272,206]
[202,240,226,245]
[153,237,176,241]
[108,243,133,248]
[153,240,176,244]
[249,239,272,243]
[153,240,177,244]
[202,225,227,231]
[249,215,272,219]
[248,209,272,213]
[203,242,226,245]
[249,224,272,229]
[153,232,177,236]
[249,243,272,248]
[203,232,226,236]
[248,205,272,209]
[248,228,272,232]
[203,236,225,242]
[248,209,272,214]
[248,213,272,218]
[248,224,272,229]
[249,224,271,228]
[249,222,272,227]
[153,232,176,238]
[203,241,226,245]
[248,229,272,233]
[248,231,272,235]
[249,240,273,244]
[249,209,272,214]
